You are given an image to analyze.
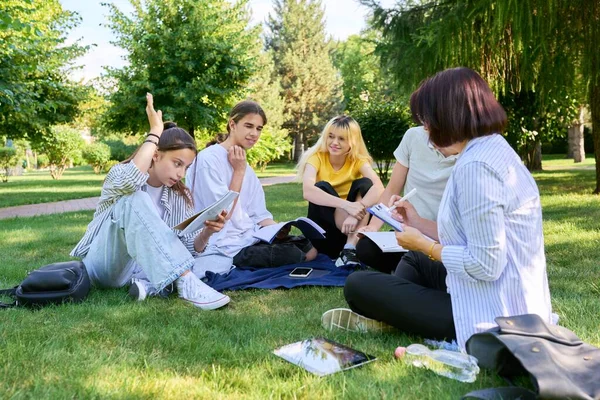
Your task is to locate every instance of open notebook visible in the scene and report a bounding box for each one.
[172,191,238,237]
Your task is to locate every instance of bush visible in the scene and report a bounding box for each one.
[102,160,120,173]
[36,154,49,169]
[350,101,412,180]
[0,147,19,182]
[247,127,292,171]
[83,142,112,173]
[40,126,86,180]
[102,139,138,161]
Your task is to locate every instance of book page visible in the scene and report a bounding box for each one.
[173,190,239,237]
[360,232,407,253]
[252,217,326,243]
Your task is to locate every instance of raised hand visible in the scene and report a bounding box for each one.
[146,93,164,135]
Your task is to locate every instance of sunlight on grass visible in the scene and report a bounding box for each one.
[1,163,600,399]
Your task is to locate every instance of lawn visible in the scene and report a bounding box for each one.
[0,164,599,399]
[0,163,297,208]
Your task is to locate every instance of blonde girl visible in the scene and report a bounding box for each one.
[297,115,384,266]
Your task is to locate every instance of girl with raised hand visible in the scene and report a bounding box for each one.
[70,93,230,310]
[186,100,318,278]
[296,115,384,266]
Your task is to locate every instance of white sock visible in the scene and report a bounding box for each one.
[343,244,356,250]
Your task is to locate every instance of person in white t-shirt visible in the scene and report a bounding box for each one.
[356,126,457,273]
[186,100,318,278]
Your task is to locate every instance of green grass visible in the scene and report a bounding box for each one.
[1,164,600,399]
[0,166,106,208]
[0,162,297,209]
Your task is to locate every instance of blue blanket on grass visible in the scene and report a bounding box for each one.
[203,254,360,291]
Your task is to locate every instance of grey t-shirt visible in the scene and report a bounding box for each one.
[393,126,457,221]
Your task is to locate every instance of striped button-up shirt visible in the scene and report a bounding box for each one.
[438,134,554,349]
[70,162,198,258]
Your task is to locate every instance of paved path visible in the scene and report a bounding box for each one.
[0,175,296,220]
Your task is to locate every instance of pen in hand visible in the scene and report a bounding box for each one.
[389,188,418,211]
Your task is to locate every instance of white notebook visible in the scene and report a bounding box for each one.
[360,231,408,253]
[173,190,239,237]
[253,217,325,243]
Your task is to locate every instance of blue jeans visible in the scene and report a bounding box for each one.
[83,191,193,291]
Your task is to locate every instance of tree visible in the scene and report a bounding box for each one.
[351,101,411,180]
[244,51,292,169]
[103,0,261,137]
[332,32,393,111]
[0,147,19,182]
[40,126,85,179]
[266,0,343,161]
[365,0,600,190]
[0,0,88,143]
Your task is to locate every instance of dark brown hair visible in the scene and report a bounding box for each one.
[122,122,197,205]
[410,67,507,148]
[209,100,267,144]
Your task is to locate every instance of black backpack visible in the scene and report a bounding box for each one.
[0,261,91,308]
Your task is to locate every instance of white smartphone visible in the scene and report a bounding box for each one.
[289,267,313,278]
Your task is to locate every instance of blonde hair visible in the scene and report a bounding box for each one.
[296,115,373,181]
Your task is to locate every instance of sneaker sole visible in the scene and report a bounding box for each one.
[335,259,361,267]
[128,282,147,301]
[184,295,231,310]
[321,308,393,333]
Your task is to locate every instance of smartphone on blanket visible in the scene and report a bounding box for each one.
[289,267,313,278]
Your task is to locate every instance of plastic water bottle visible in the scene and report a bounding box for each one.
[395,344,480,383]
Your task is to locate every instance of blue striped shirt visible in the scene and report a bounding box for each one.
[438,134,554,348]
[70,162,199,258]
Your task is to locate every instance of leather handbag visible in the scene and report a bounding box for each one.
[463,314,600,400]
[0,261,91,308]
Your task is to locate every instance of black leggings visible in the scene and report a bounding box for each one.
[307,178,373,258]
[344,251,456,341]
[356,235,404,274]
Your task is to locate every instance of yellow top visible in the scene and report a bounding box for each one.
[306,152,366,200]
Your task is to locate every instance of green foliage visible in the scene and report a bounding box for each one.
[333,32,393,110]
[0,0,89,143]
[36,153,49,169]
[102,160,120,174]
[366,0,600,187]
[266,0,343,160]
[0,147,19,182]
[351,101,412,180]
[103,0,261,137]
[101,139,138,162]
[243,51,291,168]
[247,127,292,171]
[82,142,112,174]
[39,126,85,180]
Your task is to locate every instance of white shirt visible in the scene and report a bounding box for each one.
[438,134,554,349]
[185,144,273,257]
[144,184,165,218]
[394,126,457,221]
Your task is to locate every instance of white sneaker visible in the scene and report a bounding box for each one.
[321,308,394,333]
[176,273,230,310]
[129,278,153,301]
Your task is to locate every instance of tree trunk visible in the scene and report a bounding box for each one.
[531,141,543,171]
[592,83,600,194]
[293,131,304,162]
[188,125,195,138]
[567,106,586,162]
[523,140,543,171]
